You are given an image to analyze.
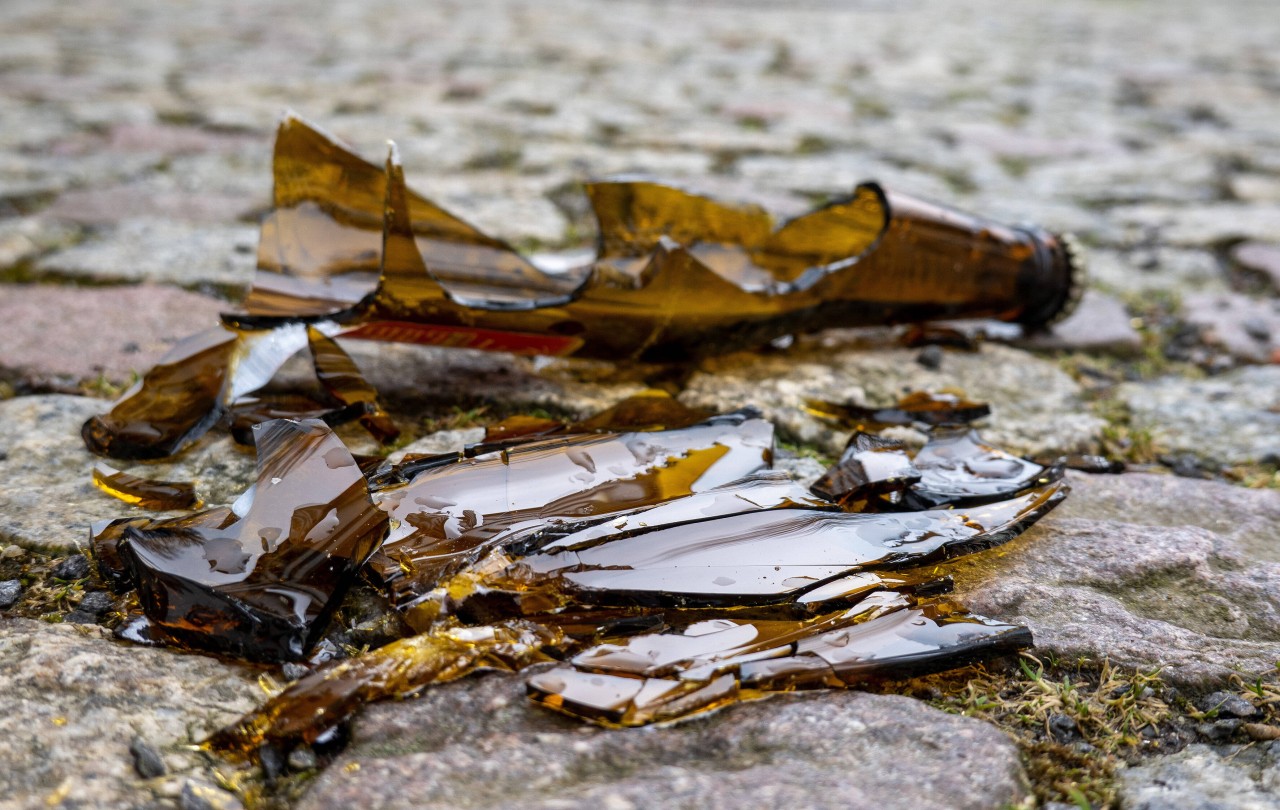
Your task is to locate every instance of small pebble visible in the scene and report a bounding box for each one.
[287,747,318,771]
[1048,713,1080,743]
[1199,690,1260,719]
[1196,719,1241,742]
[179,782,217,810]
[915,345,944,370]
[67,590,115,623]
[129,736,167,779]
[1,544,24,559]
[52,554,91,580]
[1243,317,1272,342]
[280,662,311,682]
[0,579,21,609]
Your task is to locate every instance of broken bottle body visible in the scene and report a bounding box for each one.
[238,115,1085,363]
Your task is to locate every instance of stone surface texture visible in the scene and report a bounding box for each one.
[299,671,1030,810]
[0,619,257,810]
[955,471,1280,687]
[1,0,1279,807]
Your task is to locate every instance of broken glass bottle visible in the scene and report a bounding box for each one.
[81,114,1085,463]
[186,403,1065,753]
[232,114,1084,366]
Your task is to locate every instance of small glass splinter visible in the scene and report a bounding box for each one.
[91,463,203,511]
[806,391,992,431]
[115,419,388,661]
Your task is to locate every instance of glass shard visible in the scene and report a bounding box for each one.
[905,427,1061,509]
[528,595,1030,727]
[226,394,371,446]
[806,391,991,431]
[366,412,776,612]
[809,432,921,507]
[208,620,562,754]
[306,325,399,443]
[503,483,1065,606]
[91,462,203,511]
[115,419,388,661]
[91,507,237,593]
[570,390,712,433]
[82,327,238,460]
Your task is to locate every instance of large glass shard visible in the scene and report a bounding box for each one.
[244,116,583,320]
[114,419,388,661]
[208,620,562,755]
[82,327,238,460]
[306,326,398,443]
[905,427,1060,509]
[809,432,921,507]
[91,507,237,592]
[91,462,202,510]
[527,596,1031,727]
[366,413,776,610]
[806,391,992,431]
[503,483,1065,607]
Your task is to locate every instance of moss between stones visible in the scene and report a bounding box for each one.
[875,653,1280,809]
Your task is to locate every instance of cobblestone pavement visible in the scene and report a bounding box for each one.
[2,0,1279,808]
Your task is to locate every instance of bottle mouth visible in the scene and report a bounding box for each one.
[1016,229,1087,330]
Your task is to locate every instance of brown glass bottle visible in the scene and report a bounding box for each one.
[231,115,1085,363]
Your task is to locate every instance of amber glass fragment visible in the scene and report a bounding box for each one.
[809,432,920,507]
[504,483,1065,607]
[228,116,1081,363]
[116,419,388,661]
[528,595,1031,727]
[226,394,370,445]
[570,390,712,433]
[806,391,991,431]
[905,427,1061,509]
[91,507,237,593]
[83,327,238,460]
[209,620,562,755]
[306,325,398,443]
[91,463,202,510]
[1034,453,1126,474]
[367,413,775,610]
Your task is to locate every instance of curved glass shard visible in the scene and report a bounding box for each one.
[82,327,238,460]
[810,431,921,507]
[507,483,1065,607]
[806,391,992,431]
[306,325,398,443]
[905,427,1061,509]
[115,419,388,661]
[366,413,775,609]
[91,462,202,511]
[245,115,584,319]
[208,620,561,755]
